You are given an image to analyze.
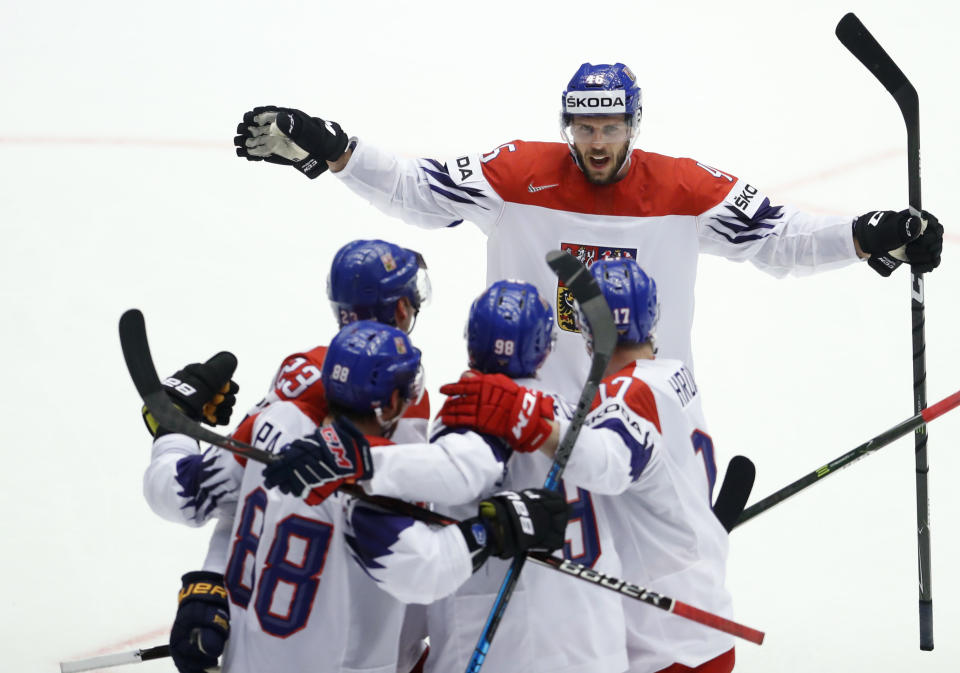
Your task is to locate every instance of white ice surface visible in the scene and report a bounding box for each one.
[2,1,959,671]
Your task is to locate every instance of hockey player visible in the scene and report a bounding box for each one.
[140,239,433,673]
[142,238,432,527]
[155,319,567,673]
[263,280,630,673]
[233,62,944,404]
[439,257,738,672]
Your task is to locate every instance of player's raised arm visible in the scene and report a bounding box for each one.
[693,163,944,277]
[234,105,505,232]
[141,352,244,526]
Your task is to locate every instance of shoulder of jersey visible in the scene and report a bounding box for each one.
[475,140,738,217]
[272,345,330,415]
[592,363,662,432]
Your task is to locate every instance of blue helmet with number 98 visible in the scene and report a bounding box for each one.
[466,280,555,379]
[587,258,658,346]
[322,320,424,418]
[327,239,431,331]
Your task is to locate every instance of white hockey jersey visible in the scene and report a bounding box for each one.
[334,139,860,401]
[353,381,629,673]
[562,357,733,673]
[219,399,426,673]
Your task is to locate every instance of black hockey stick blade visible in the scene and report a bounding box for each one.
[836,14,917,108]
[836,12,920,209]
[118,309,276,465]
[712,455,756,533]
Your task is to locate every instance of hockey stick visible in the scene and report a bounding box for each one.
[60,645,171,673]
[339,485,764,645]
[119,306,764,647]
[464,250,619,673]
[119,309,277,465]
[734,388,960,528]
[835,12,933,650]
[712,455,756,533]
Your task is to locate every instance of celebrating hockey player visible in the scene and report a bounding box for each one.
[262,280,631,673]
[440,257,738,673]
[140,239,433,673]
[233,62,944,406]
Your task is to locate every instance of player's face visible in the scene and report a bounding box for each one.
[570,116,631,185]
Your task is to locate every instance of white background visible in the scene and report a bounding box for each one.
[2,0,958,671]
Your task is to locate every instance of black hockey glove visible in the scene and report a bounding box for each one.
[460,488,569,563]
[170,571,230,673]
[262,417,373,500]
[854,209,924,277]
[234,106,349,179]
[142,352,239,438]
[903,211,943,273]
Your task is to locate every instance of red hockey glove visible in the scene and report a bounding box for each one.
[440,372,555,453]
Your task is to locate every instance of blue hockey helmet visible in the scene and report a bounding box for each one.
[327,239,431,331]
[466,280,555,378]
[586,257,658,346]
[322,320,424,418]
[560,62,642,164]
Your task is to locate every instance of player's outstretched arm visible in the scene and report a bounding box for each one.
[234,106,349,179]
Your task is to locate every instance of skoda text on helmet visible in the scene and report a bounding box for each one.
[560,63,643,181]
[466,280,556,379]
[327,239,431,331]
[580,257,659,350]
[322,320,425,433]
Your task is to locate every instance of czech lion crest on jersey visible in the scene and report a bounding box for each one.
[557,243,637,332]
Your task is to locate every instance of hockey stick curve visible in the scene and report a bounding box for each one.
[463,250,619,673]
[836,12,932,649]
[119,307,764,648]
[734,388,960,528]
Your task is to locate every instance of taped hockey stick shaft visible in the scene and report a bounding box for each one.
[464,250,619,673]
[735,389,960,528]
[836,12,932,649]
[60,645,171,673]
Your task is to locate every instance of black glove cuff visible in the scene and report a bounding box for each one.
[457,517,494,571]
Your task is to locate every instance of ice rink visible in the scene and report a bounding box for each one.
[3,0,959,671]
